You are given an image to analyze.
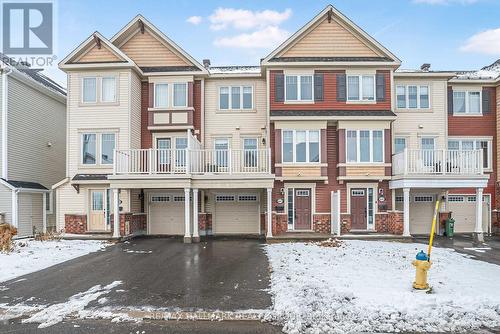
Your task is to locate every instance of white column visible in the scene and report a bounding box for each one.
[475,188,484,235]
[266,188,273,238]
[112,188,120,238]
[403,188,411,237]
[42,193,47,233]
[192,188,199,242]
[184,188,191,243]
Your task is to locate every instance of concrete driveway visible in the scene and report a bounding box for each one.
[0,237,272,312]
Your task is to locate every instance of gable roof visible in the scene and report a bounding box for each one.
[262,5,401,66]
[110,15,208,74]
[59,31,137,70]
[0,178,48,191]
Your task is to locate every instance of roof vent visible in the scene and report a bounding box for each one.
[203,59,211,69]
[420,63,431,72]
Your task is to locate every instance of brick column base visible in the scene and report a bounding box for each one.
[340,214,352,234]
[64,214,87,234]
[313,214,331,234]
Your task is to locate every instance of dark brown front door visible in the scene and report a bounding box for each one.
[294,189,311,230]
[351,188,367,229]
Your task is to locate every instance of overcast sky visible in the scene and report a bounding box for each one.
[44,0,500,86]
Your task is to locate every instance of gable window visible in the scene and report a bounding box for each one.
[82,77,97,103]
[394,137,407,154]
[347,75,375,102]
[396,85,430,109]
[82,133,116,165]
[346,130,384,163]
[282,130,320,163]
[101,77,116,102]
[285,75,313,102]
[453,91,481,114]
[154,83,168,108]
[219,86,253,110]
[173,83,187,107]
[448,138,492,170]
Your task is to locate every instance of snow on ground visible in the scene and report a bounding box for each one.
[0,239,108,283]
[265,240,500,334]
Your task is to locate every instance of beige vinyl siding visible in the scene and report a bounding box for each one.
[76,44,122,63]
[281,16,380,58]
[130,71,142,149]
[204,78,267,150]
[31,193,43,233]
[120,30,189,67]
[392,78,447,150]
[18,193,33,236]
[56,182,86,231]
[0,73,3,171]
[0,184,12,225]
[67,70,130,176]
[7,76,66,187]
[130,188,142,213]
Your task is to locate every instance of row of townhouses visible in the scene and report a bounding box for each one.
[2,5,499,242]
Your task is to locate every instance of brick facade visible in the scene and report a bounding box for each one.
[64,214,87,234]
[375,211,404,235]
[313,214,331,234]
[110,213,147,236]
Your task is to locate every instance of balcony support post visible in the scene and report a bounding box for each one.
[192,188,199,242]
[403,188,410,237]
[403,148,408,175]
[474,187,484,242]
[266,188,273,238]
[113,188,120,238]
[183,188,192,243]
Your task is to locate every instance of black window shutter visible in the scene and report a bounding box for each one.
[314,73,324,102]
[376,73,386,102]
[275,73,284,102]
[482,88,490,114]
[447,87,453,115]
[336,74,346,102]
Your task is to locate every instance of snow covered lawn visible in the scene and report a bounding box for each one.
[265,240,500,334]
[0,239,108,283]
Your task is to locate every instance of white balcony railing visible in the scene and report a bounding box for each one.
[113,148,271,175]
[392,148,483,176]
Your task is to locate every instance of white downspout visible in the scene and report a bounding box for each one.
[2,67,12,180]
[11,189,18,228]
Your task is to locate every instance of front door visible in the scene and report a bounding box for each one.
[89,190,106,231]
[157,138,171,173]
[294,189,311,230]
[351,189,367,229]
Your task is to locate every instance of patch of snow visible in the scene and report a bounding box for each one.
[209,66,261,75]
[22,281,122,328]
[456,59,500,80]
[123,249,152,254]
[265,240,500,333]
[0,239,108,283]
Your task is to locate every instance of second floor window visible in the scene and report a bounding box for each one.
[155,83,169,108]
[82,133,116,165]
[285,75,313,102]
[396,85,430,109]
[101,77,116,102]
[282,130,320,163]
[448,138,491,170]
[394,137,407,154]
[346,130,384,163]
[347,75,375,101]
[219,86,253,110]
[82,77,97,103]
[173,83,187,107]
[453,91,481,114]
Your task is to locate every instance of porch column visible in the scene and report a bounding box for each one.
[266,188,273,238]
[184,188,192,243]
[474,187,484,242]
[42,193,47,233]
[403,188,411,237]
[112,188,120,238]
[192,188,199,242]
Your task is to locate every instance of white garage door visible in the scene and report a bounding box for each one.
[214,194,260,234]
[17,193,44,237]
[447,195,489,233]
[409,194,436,235]
[149,193,185,235]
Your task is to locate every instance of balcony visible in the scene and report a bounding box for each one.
[392,149,483,177]
[113,148,271,176]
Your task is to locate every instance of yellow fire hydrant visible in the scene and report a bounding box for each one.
[412,250,432,290]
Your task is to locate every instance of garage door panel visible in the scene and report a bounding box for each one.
[149,194,185,235]
[214,194,259,234]
[448,195,489,233]
[409,195,435,235]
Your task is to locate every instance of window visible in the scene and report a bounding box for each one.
[467,196,476,202]
[351,189,365,196]
[421,137,435,150]
[219,86,253,110]
[45,192,53,214]
[287,188,294,225]
[395,195,404,202]
[414,195,434,203]
[285,75,313,101]
[296,190,310,196]
[154,83,168,108]
[447,195,464,203]
[281,130,321,163]
[448,138,492,169]
[238,195,258,201]
[82,134,96,164]
[346,130,384,163]
[101,77,116,102]
[173,196,185,202]
[91,191,104,210]
[173,83,187,107]
[453,91,481,114]
[396,85,430,109]
[157,138,171,166]
[347,75,375,101]
[216,195,235,202]
[101,133,115,164]
[82,77,97,103]
[243,138,258,168]
[394,137,406,154]
[215,138,229,167]
[175,137,188,167]
[151,195,170,202]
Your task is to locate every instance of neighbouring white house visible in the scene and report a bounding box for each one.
[0,54,67,237]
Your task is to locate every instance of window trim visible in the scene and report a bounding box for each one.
[452,90,482,115]
[347,75,376,102]
[395,84,431,109]
[281,129,321,164]
[447,137,492,171]
[218,85,254,111]
[284,74,314,102]
[345,129,385,163]
[153,83,169,108]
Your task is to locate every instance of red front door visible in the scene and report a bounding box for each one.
[294,189,311,230]
[351,188,367,229]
